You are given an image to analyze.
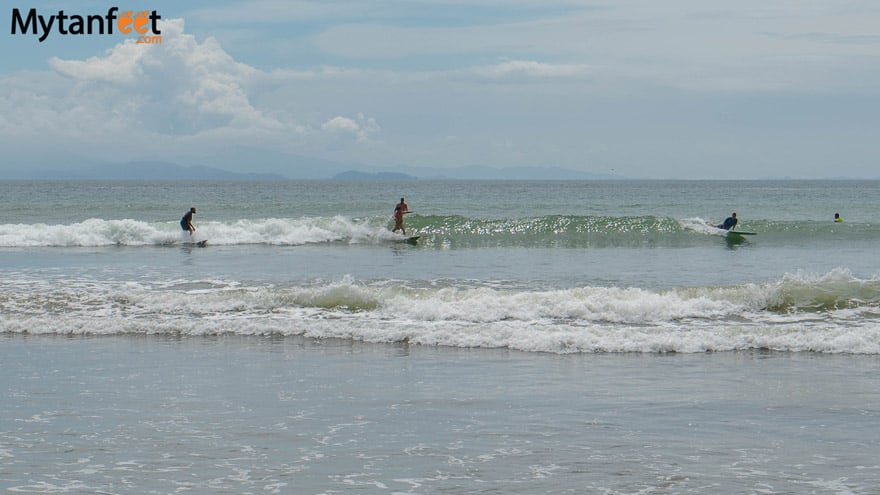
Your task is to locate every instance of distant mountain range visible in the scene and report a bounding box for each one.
[0,156,624,181]
[2,161,284,181]
[2,146,874,180]
[397,165,620,180]
[332,171,418,181]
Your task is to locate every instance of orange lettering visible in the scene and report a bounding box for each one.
[133,11,149,34]
[117,10,132,34]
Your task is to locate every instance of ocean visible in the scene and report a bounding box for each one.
[1,179,879,493]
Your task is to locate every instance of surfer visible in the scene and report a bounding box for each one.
[708,212,737,230]
[180,207,196,236]
[392,197,411,235]
[834,213,843,223]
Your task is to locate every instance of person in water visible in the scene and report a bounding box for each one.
[392,197,410,235]
[712,212,737,230]
[181,207,197,235]
[834,212,843,223]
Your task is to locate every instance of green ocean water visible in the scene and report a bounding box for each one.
[3,179,880,494]
[1,179,876,223]
[2,179,879,353]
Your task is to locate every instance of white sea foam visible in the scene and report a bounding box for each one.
[680,217,728,236]
[0,216,402,247]
[3,270,879,354]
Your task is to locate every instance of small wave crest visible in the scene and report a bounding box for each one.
[765,268,880,312]
[0,214,687,248]
[3,215,873,248]
[0,218,177,247]
[3,270,880,354]
[408,214,691,248]
[0,216,404,247]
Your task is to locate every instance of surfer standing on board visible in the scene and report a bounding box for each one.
[392,197,410,235]
[181,207,197,236]
[708,212,737,230]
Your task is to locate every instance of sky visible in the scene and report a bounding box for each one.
[1,0,879,179]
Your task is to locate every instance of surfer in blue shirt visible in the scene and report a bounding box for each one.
[717,212,737,230]
[708,212,737,230]
[180,207,196,235]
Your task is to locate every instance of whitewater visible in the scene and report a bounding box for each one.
[2,179,879,355]
[3,268,880,354]
[1,212,876,248]
[2,179,880,494]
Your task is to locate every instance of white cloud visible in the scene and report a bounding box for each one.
[2,1,879,179]
[0,18,391,172]
[470,60,591,80]
[321,116,360,133]
[321,113,380,142]
[48,19,280,134]
[305,2,880,93]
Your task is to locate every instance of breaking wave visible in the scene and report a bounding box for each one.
[3,269,879,354]
[1,215,870,248]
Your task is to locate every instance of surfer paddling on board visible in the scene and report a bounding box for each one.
[392,197,411,235]
[708,212,737,231]
[180,207,197,236]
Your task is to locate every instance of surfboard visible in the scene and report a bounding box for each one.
[709,225,755,236]
[404,236,420,244]
[184,239,208,247]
